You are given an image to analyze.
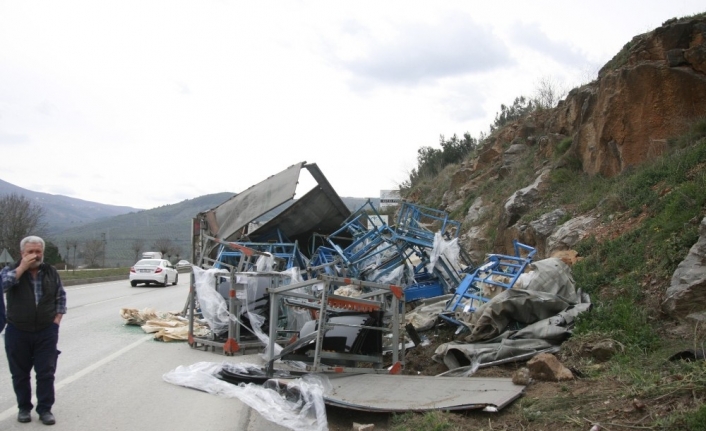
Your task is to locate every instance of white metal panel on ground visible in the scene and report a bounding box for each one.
[322,374,524,412]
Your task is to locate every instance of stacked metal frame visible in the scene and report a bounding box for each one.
[214,241,307,272]
[265,275,406,375]
[187,242,291,355]
[304,200,473,302]
[441,240,537,325]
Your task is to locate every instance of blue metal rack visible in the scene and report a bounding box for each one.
[214,241,307,272]
[442,240,536,323]
[394,202,461,248]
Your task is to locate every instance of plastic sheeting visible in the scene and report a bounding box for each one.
[193,266,308,359]
[193,267,230,334]
[163,361,330,431]
[426,232,462,273]
[405,294,454,332]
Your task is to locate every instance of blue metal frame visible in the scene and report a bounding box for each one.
[214,241,307,271]
[394,202,461,248]
[444,240,536,319]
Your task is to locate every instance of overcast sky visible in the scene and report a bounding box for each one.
[1,1,704,209]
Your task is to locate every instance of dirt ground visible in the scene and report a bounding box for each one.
[325,322,704,431]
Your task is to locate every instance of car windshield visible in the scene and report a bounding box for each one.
[136,259,161,266]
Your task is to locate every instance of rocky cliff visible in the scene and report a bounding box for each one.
[421,15,706,320]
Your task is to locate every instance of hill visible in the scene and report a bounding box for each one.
[0,178,142,233]
[49,192,235,267]
[47,192,379,267]
[396,12,706,430]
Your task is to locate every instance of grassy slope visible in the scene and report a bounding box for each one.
[391,121,706,430]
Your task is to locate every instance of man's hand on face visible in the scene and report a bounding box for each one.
[19,244,44,271]
[19,254,38,270]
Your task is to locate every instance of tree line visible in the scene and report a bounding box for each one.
[1,193,184,268]
[401,76,567,192]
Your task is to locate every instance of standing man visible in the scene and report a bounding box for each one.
[0,278,5,333]
[1,236,66,425]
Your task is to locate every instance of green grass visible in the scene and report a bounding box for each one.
[58,267,129,281]
[391,411,460,431]
[556,137,572,156]
[396,118,706,429]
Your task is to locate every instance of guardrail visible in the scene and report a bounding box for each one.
[61,267,192,286]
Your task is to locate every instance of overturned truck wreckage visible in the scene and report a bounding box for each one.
[185,161,476,358]
[176,161,597,422]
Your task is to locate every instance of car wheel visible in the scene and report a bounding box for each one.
[172,274,178,285]
[131,281,137,287]
[162,276,168,287]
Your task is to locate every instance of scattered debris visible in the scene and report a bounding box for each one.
[120,307,208,341]
[138,162,598,429]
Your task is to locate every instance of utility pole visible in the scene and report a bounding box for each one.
[101,232,107,268]
[64,240,70,271]
[71,241,77,274]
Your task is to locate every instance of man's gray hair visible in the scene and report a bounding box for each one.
[20,236,45,252]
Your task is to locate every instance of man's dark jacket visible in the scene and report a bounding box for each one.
[0,283,5,333]
[5,261,60,332]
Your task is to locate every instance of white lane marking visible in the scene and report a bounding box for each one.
[0,334,154,422]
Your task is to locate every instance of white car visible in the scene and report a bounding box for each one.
[129,259,178,287]
[176,259,191,269]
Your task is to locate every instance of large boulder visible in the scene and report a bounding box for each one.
[546,215,598,255]
[499,141,528,178]
[503,169,551,227]
[520,209,567,258]
[464,196,490,225]
[461,225,491,265]
[662,217,706,318]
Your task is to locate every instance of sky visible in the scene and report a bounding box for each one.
[1,1,704,210]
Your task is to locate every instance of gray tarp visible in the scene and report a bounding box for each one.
[433,258,591,371]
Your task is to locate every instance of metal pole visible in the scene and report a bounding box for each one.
[101,233,106,268]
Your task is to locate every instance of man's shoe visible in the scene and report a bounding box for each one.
[39,412,55,425]
[17,410,31,423]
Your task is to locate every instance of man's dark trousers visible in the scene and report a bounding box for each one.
[4,323,59,414]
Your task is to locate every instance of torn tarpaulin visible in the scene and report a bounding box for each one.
[433,258,591,370]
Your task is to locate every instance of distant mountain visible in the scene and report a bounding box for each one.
[49,194,380,267]
[50,192,235,267]
[1,177,382,267]
[0,179,142,233]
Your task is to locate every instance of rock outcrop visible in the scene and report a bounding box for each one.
[453,16,706,261]
[557,17,706,178]
[662,217,706,319]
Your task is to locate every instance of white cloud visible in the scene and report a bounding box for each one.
[333,14,514,85]
[0,1,703,209]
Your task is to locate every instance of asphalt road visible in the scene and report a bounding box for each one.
[0,276,289,430]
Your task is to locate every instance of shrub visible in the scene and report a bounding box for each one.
[556,137,572,155]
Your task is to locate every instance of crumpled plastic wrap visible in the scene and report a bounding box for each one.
[426,231,461,273]
[163,361,330,431]
[192,266,309,360]
[193,267,231,334]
